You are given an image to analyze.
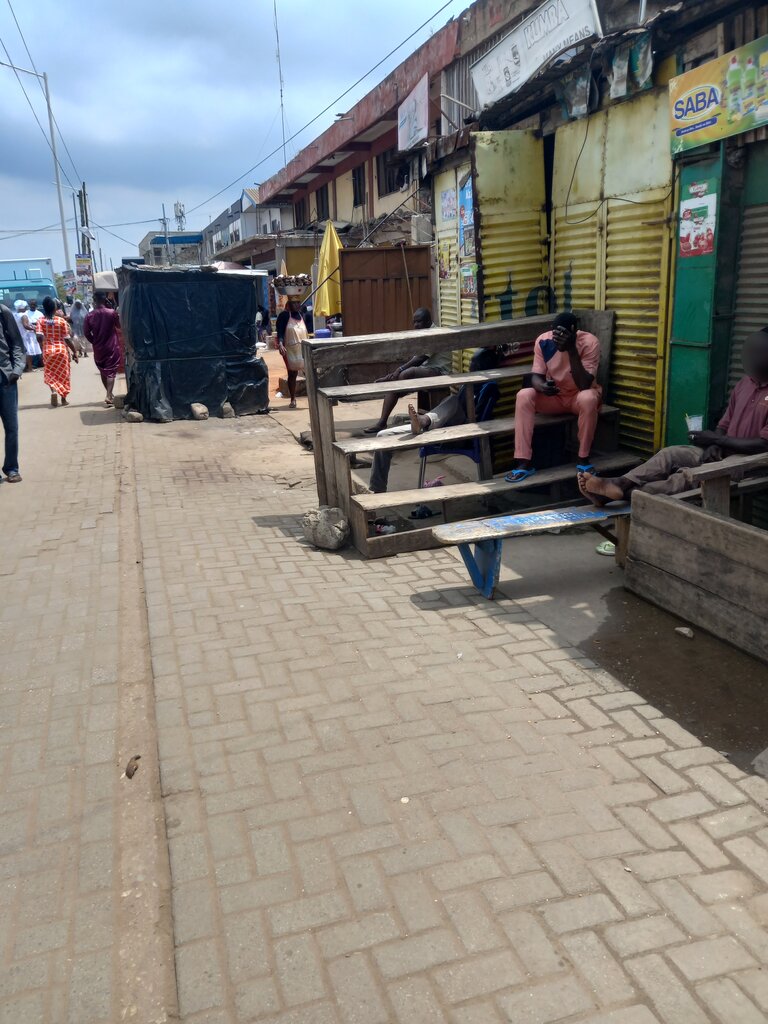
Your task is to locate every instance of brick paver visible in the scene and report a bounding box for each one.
[5,366,768,1022]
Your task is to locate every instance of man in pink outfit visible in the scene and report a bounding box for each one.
[505,312,601,482]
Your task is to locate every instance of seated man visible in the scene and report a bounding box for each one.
[363,307,451,434]
[579,327,768,504]
[506,311,601,482]
[369,346,503,494]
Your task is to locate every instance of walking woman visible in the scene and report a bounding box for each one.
[38,296,79,407]
[84,292,121,407]
[13,300,42,372]
[275,297,307,409]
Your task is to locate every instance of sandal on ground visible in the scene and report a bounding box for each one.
[289,400,297,409]
[595,540,615,557]
[104,398,114,407]
[504,467,536,483]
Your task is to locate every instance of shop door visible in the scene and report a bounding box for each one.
[434,167,461,329]
[551,91,675,453]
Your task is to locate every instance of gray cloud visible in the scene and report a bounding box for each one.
[0,0,466,269]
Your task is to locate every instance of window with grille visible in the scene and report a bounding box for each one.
[376,148,399,197]
[315,184,330,221]
[352,165,366,208]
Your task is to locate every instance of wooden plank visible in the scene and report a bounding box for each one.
[433,504,630,546]
[688,452,768,480]
[316,393,339,508]
[364,524,441,559]
[614,516,630,570]
[306,309,614,371]
[625,558,768,664]
[352,451,642,510]
[630,491,768,575]
[301,339,327,504]
[701,476,731,515]
[333,445,353,518]
[321,366,527,401]
[335,406,620,456]
[628,521,768,611]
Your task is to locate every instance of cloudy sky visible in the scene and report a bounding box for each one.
[0,0,467,273]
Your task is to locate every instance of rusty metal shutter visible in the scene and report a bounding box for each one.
[551,203,601,311]
[728,203,768,389]
[605,192,673,453]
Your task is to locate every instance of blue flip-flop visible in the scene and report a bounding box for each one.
[504,467,536,483]
[576,463,595,473]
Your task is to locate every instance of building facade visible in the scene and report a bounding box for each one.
[138,230,204,267]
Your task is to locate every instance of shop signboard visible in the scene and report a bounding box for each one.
[458,177,475,259]
[470,0,601,109]
[397,73,429,151]
[678,178,717,259]
[669,35,768,155]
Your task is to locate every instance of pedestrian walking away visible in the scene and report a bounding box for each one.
[38,296,79,408]
[84,292,121,407]
[0,302,26,482]
[275,297,307,409]
[13,299,42,371]
[579,326,768,503]
[69,298,89,357]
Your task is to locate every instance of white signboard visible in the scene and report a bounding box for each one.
[470,0,601,109]
[398,73,429,152]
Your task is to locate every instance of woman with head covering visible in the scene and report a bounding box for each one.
[275,297,307,409]
[83,292,121,407]
[38,296,79,406]
[13,299,42,372]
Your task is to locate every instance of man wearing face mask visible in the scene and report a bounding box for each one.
[505,311,602,483]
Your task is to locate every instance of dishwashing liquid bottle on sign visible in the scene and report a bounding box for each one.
[726,55,742,123]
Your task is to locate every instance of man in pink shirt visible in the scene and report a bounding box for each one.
[506,312,601,482]
[580,327,768,504]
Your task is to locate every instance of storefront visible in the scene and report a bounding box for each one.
[665,31,768,446]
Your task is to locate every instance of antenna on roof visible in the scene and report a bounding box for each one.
[174,201,186,231]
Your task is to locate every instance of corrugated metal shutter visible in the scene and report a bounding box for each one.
[551,203,601,310]
[605,192,672,452]
[728,204,768,389]
[434,168,460,331]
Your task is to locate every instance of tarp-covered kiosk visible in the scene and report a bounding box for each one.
[118,265,269,421]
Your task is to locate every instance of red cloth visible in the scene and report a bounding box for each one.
[718,376,768,440]
[38,315,71,397]
[84,307,121,378]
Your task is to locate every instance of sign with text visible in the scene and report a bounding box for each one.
[470,0,601,109]
[669,34,768,154]
[397,74,429,151]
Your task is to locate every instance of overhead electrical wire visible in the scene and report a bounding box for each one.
[5,0,82,185]
[186,0,458,214]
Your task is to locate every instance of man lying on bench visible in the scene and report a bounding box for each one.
[369,346,505,493]
[579,327,768,504]
[505,311,602,483]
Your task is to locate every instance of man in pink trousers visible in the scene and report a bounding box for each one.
[506,312,601,482]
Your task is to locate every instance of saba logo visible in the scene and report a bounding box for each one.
[674,85,721,122]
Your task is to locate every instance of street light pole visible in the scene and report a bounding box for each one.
[42,72,71,272]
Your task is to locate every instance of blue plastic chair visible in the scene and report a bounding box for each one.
[417,381,500,487]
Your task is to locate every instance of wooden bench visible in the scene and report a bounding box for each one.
[303,310,615,510]
[348,450,641,558]
[625,452,768,664]
[432,504,631,599]
[332,406,621,518]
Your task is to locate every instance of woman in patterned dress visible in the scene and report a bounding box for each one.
[38,296,79,407]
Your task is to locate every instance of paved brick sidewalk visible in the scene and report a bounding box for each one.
[130,407,768,1024]
[5,367,768,1024]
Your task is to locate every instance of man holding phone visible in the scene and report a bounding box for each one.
[505,311,601,482]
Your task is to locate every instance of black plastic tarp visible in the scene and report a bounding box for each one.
[118,266,269,420]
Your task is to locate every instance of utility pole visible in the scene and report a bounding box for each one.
[42,72,71,272]
[161,204,170,265]
[71,191,79,262]
[81,182,92,257]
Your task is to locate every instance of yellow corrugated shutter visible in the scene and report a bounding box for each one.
[550,92,673,453]
[605,191,672,452]
[434,168,460,329]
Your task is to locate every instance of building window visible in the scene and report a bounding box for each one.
[315,184,329,222]
[294,197,307,228]
[153,247,163,264]
[352,165,366,208]
[377,148,400,197]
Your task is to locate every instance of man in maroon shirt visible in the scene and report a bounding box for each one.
[579,327,768,503]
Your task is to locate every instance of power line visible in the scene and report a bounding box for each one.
[0,38,77,191]
[0,218,75,242]
[5,0,82,184]
[187,0,456,214]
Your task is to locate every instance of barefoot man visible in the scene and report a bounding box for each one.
[579,327,768,505]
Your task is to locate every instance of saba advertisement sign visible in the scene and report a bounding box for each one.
[670,34,768,154]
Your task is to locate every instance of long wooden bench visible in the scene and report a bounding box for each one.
[332,407,621,518]
[347,451,640,558]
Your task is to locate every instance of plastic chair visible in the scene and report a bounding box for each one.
[417,381,500,487]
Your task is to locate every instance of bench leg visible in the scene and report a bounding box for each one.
[458,539,502,600]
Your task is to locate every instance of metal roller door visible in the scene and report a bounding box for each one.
[728,204,768,388]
